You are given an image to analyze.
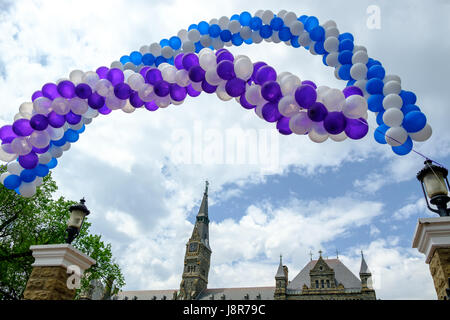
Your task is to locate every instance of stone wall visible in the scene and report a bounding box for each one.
[24,266,75,300]
[429,248,450,300]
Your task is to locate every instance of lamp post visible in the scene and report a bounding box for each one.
[66,198,90,244]
[416,160,450,217]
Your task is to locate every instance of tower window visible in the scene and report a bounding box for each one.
[321,280,324,288]
[327,280,330,288]
[315,280,319,288]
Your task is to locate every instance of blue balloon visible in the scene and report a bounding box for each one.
[230,14,240,21]
[194,41,203,52]
[142,53,155,66]
[366,58,381,68]
[34,164,50,177]
[249,17,263,31]
[368,94,385,112]
[14,187,20,195]
[304,16,319,32]
[392,136,413,156]
[259,25,273,39]
[403,111,427,133]
[159,38,170,48]
[239,11,252,26]
[4,175,21,190]
[314,41,326,55]
[338,64,352,80]
[291,36,300,48]
[270,17,284,31]
[64,129,79,143]
[322,54,329,66]
[338,50,353,65]
[401,104,420,115]
[338,32,354,42]
[367,65,386,80]
[52,136,66,147]
[208,24,221,38]
[231,33,243,46]
[120,55,131,65]
[154,56,166,67]
[339,39,354,52]
[47,158,58,170]
[244,38,253,45]
[188,24,198,31]
[309,26,325,42]
[77,124,86,134]
[374,124,389,144]
[198,21,209,35]
[279,27,292,41]
[130,51,142,65]
[399,90,417,106]
[298,15,308,24]
[169,36,182,50]
[20,169,36,183]
[220,30,232,42]
[376,111,385,126]
[366,78,384,94]
[347,79,356,86]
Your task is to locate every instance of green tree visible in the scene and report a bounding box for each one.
[0,166,125,300]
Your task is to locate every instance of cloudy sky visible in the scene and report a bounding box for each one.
[1,0,449,299]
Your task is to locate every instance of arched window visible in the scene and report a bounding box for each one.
[321,280,325,288]
[315,280,319,288]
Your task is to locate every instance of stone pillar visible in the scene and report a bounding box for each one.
[23,244,96,300]
[412,216,450,300]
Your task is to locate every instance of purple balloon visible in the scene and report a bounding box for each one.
[19,152,39,169]
[47,111,66,128]
[0,125,17,143]
[107,68,124,86]
[146,68,163,85]
[187,84,201,97]
[174,53,184,70]
[215,48,228,57]
[262,102,282,123]
[12,119,33,137]
[75,83,92,99]
[154,80,170,97]
[216,51,234,63]
[302,80,317,89]
[343,86,364,98]
[323,112,347,135]
[32,91,43,102]
[307,102,328,122]
[295,85,317,109]
[96,66,109,79]
[98,105,112,115]
[239,94,256,109]
[255,66,277,85]
[182,53,199,70]
[57,81,76,98]
[201,80,217,94]
[345,118,369,140]
[145,101,159,111]
[225,78,246,97]
[217,60,236,80]
[42,83,60,100]
[32,145,50,154]
[189,66,206,82]
[251,62,267,81]
[276,117,293,135]
[114,83,132,100]
[261,81,282,102]
[140,66,150,78]
[88,92,105,110]
[170,84,188,101]
[30,114,49,131]
[129,91,144,108]
[65,111,82,125]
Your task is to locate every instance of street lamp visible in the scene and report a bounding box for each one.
[66,198,90,244]
[417,160,450,217]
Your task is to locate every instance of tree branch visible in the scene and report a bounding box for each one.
[0,250,32,262]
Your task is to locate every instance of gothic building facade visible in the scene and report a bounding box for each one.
[115,183,376,300]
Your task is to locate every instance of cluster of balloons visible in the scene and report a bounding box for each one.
[0,9,432,198]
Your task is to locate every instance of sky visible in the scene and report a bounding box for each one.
[1,0,450,300]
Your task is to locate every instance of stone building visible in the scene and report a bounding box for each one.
[115,182,376,300]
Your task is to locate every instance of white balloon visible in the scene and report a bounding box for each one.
[212,37,225,50]
[187,29,201,42]
[228,20,241,34]
[326,52,340,67]
[322,88,345,111]
[254,103,265,119]
[343,95,368,119]
[83,107,100,118]
[190,81,202,92]
[127,73,145,91]
[309,129,329,143]
[383,81,402,95]
[69,97,89,115]
[69,70,84,85]
[383,108,404,127]
[385,127,408,146]
[289,112,312,135]
[19,102,34,117]
[94,79,113,97]
[33,97,52,115]
[298,32,311,47]
[245,85,263,105]
[350,63,368,81]
[330,132,348,142]
[205,69,222,86]
[82,71,100,88]
[110,61,123,70]
[382,94,403,109]
[218,16,230,29]
[278,96,300,117]
[354,80,368,95]
[200,35,212,48]
[49,145,63,158]
[0,172,10,183]
[384,74,401,84]
[47,126,64,140]
[280,75,301,96]
[251,31,263,44]
[175,70,191,87]
[325,27,339,38]
[234,57,253,80]
[161,46,174,59]
[149,42,162,56]
[410,124,432,142]
[161,65,177,83]
[123,62,137,71]
[216,82,232,101]
[324,37,339,53]
[199,52,217,71]
[182,40,195,53]
[11,137,32,155]
[0,146,17,162]
[29,131,50,149]
[61,142,71,152]
[35,177,44,187]
[352,50,369,64]
[7,162,22,175]
[19,182,36,198]
[38,152,52,164]
[290,21,304,36]
[51,98,70,115]
[322,20,337,29]
[122,102,136,113]
[262,10,274,24]
[240,26,252,40]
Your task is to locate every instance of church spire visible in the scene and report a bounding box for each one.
[360,251,371,274]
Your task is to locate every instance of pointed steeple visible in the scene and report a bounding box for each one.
[360,251,371,274]
[193,181,210,250]
[275,255,285,278]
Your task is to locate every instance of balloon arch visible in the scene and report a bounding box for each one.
[0,9,432,198]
